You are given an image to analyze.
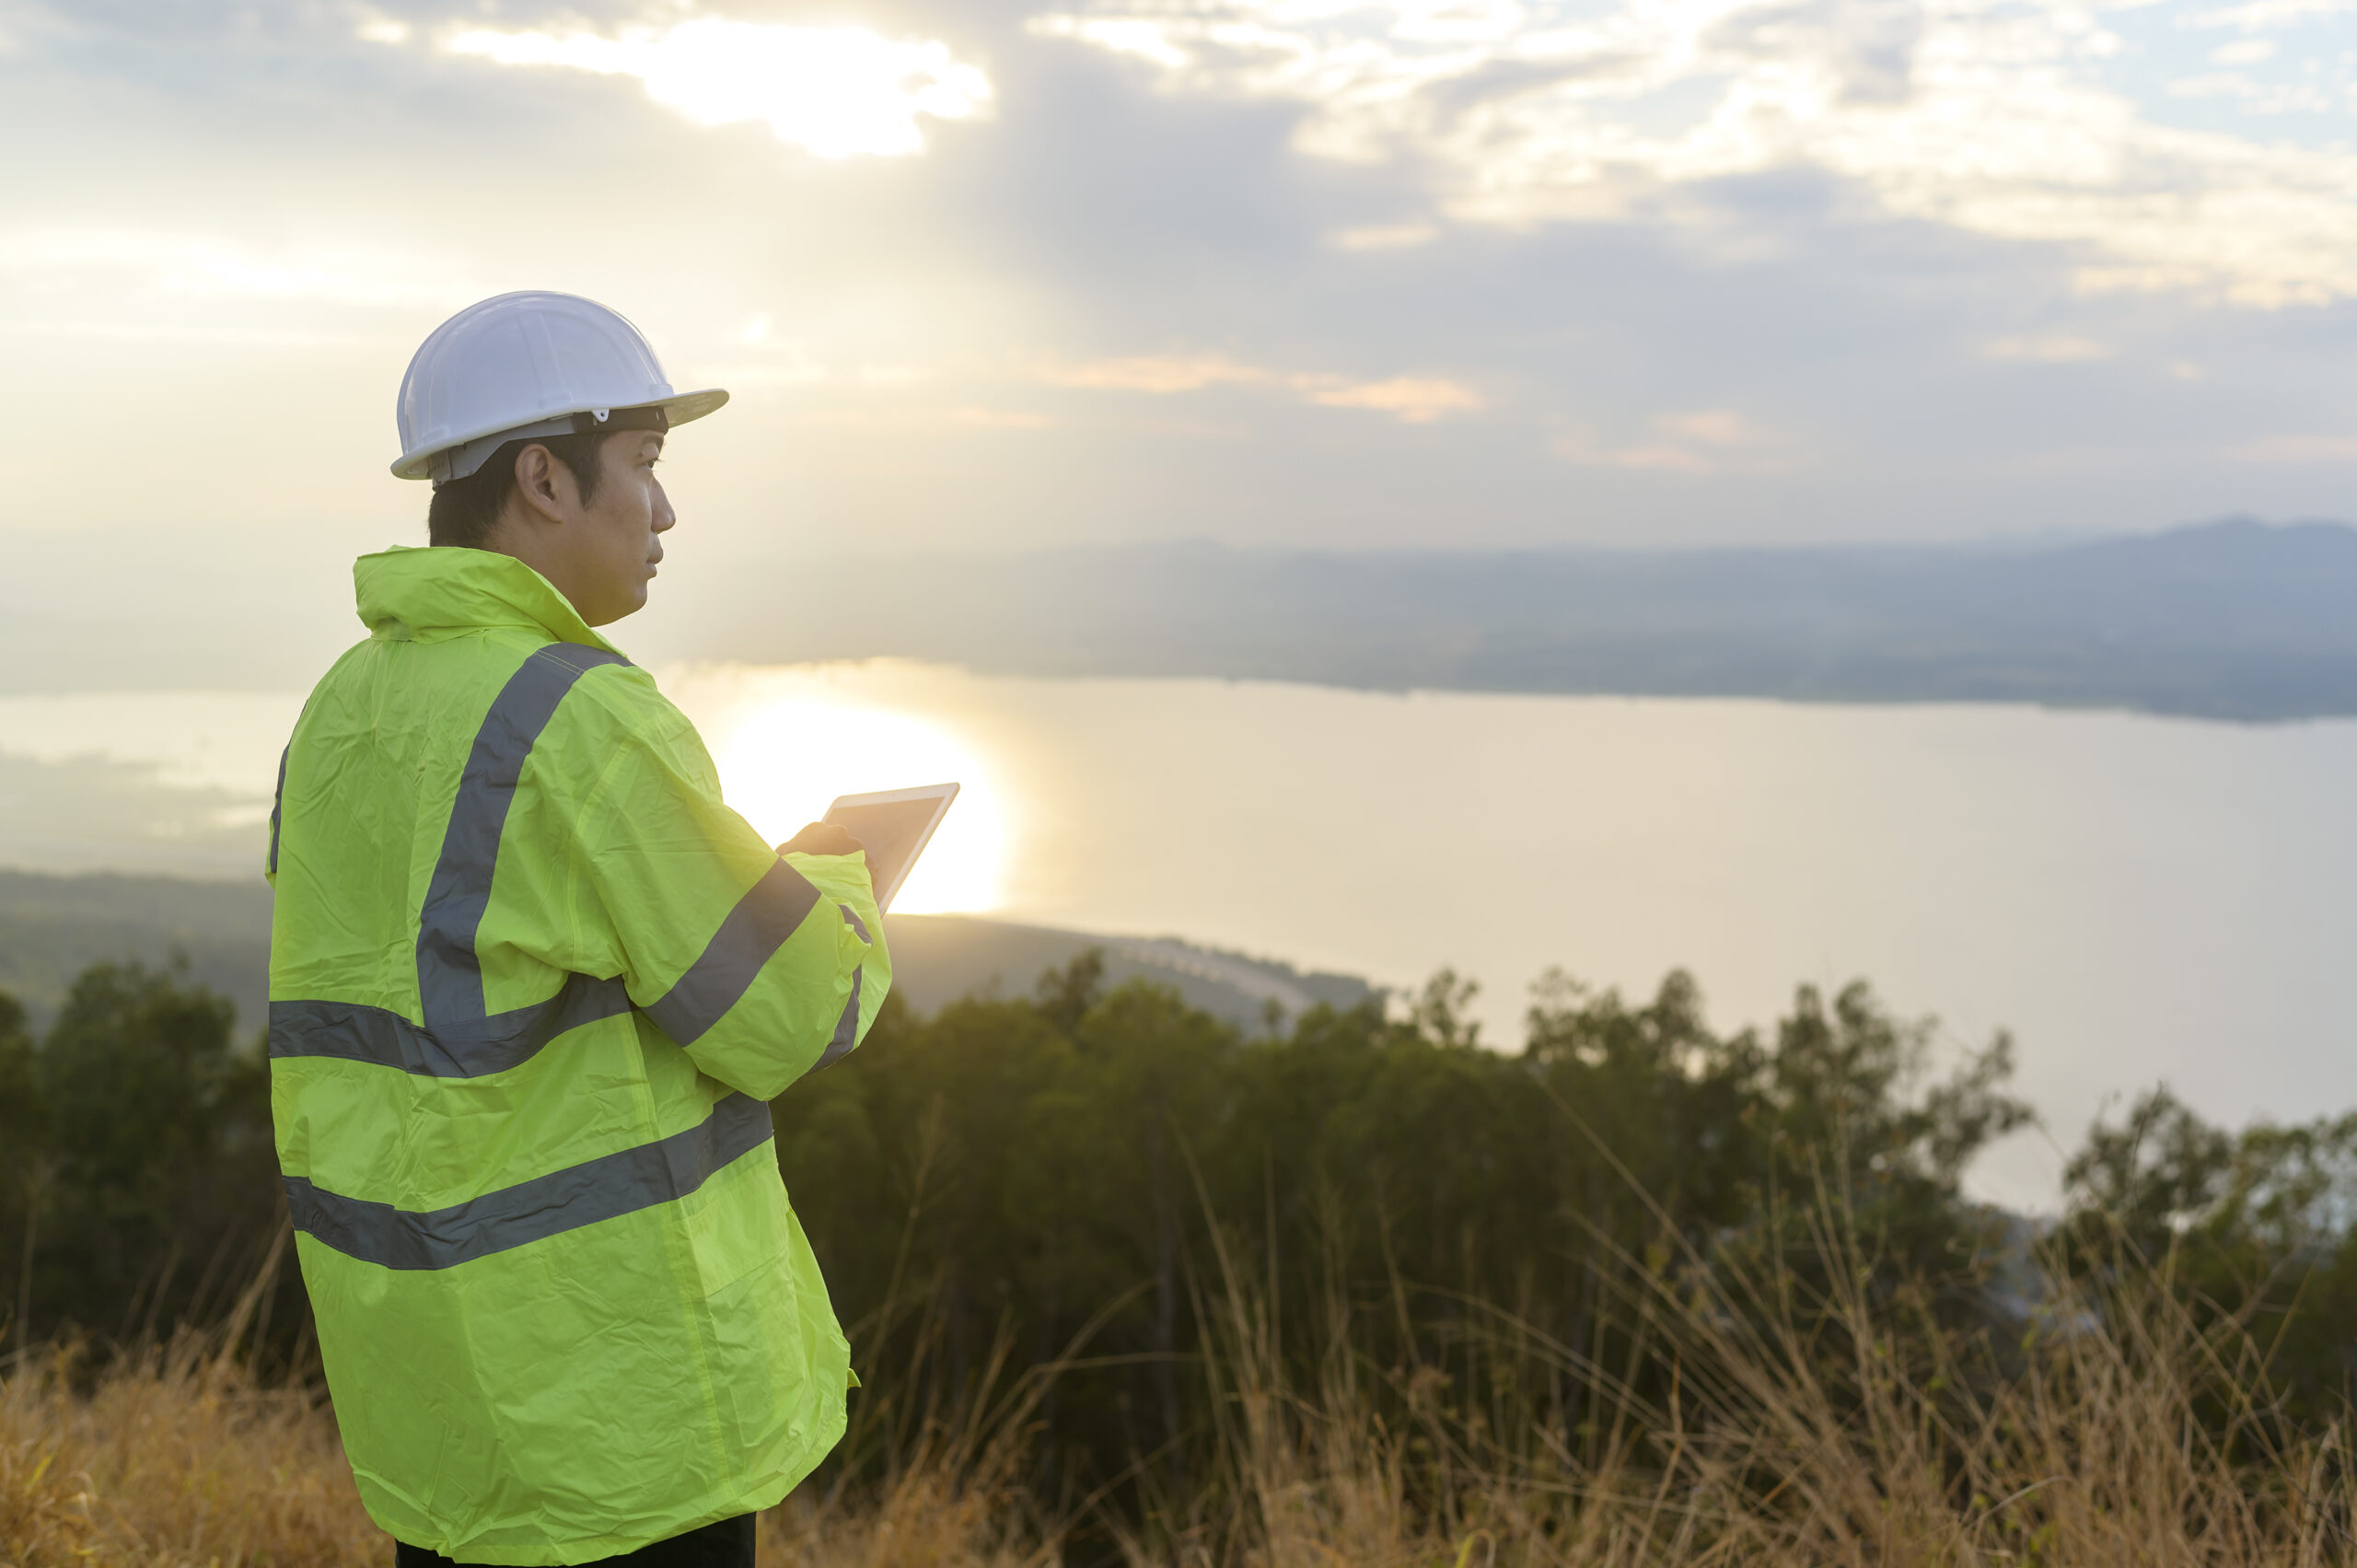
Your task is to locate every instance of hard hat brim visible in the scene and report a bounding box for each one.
[390,387,730,482]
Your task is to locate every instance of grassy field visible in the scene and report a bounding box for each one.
[6,1210,2353,1568]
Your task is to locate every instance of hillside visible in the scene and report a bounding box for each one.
[0,872,1372,1036]
[672,518,2357,721]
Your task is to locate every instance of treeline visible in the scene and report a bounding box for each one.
[791,963,2357,1523]
[6,955,2357,1523]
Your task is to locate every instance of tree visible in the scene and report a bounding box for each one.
[26,959,278,1342]
[2063,1086,2357,1423]
[0,992,43,1345]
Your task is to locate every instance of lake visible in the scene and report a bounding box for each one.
[6,660,2352,1212]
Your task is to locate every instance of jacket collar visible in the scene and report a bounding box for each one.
[354,546,623,656]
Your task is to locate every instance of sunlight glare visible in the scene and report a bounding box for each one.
[719,702,1004,914]
[447,18,992,160]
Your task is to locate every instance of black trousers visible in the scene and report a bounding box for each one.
[394,1514,754,1567]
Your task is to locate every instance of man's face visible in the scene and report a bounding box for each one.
[553,431,674,626]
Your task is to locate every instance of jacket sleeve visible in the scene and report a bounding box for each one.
[265,686,320,893]
[570,715,892,1101]
[263,744,289,890]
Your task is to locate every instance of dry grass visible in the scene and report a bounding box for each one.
[5,1218,2353,1567]
[1132,1190,2357,1568]
[1,1229,377,1568]
[1,1338,377,1568]
[0,1334,1058,1568]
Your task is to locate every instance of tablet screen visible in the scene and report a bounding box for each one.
[822,784,958,912]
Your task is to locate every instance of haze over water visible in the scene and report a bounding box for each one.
[7,663,2351,1214]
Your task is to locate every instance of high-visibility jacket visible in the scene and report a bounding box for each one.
[266,545,888,1564]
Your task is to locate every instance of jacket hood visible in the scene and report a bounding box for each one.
[354,546,621,655]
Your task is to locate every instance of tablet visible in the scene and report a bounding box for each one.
[822,783,959,913]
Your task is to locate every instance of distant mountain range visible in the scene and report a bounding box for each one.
[697,519,2357,722]
[0,873,1372,1039]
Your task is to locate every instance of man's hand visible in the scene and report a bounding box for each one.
[776,821,865,860]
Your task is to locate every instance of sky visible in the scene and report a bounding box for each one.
[10,0,2357,1189]
[10,0,2357,624]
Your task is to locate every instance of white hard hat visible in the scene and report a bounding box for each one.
[392,291,728,483]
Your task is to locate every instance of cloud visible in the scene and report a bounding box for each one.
[1044,354,1268,393]
[1982,333,2112,362]
[2230,433,2357,461]
[1556,409,1803,470]
[354,9,410,46]
[695,355,831,391]
[760,404,1059,433]
[1028,15,1193,69]
[445,17,992,159]
[1030,0,2357,307]
[1040,354,1484,421]
[949,407,1057,428]
[2165,70,2329,110]
[2183,0,2357,29]
[1301,375,1484,421]
[0,319,404,349]
[679,346,1482,424]
[1329,222,1441,250]
[0,228,475,313]
[0,0,65,57]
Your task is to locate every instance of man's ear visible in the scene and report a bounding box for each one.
[512,443,574,526]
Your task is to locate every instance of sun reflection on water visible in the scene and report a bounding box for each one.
[716,701,1004,913]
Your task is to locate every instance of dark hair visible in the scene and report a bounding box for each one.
[426,432,610,549]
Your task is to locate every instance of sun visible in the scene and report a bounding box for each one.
[716,702,1004,914]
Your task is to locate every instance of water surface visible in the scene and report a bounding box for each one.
[7,664,2351,1210]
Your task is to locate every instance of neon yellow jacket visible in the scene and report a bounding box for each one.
[266,546,888,1563]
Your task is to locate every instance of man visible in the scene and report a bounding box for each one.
[266,292,888,1566]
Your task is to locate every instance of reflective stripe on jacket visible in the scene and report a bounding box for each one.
[266,545,889,1564]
